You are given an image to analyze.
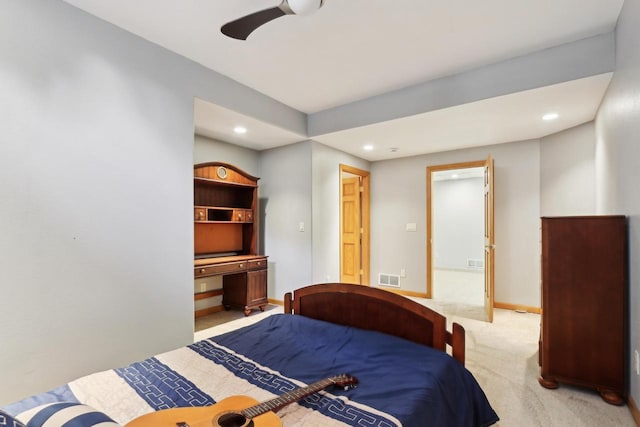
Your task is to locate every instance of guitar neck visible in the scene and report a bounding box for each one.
[241,378,335,419]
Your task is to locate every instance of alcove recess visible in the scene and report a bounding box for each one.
[194,162,267,316]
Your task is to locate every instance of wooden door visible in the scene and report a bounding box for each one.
[341,176,361,284]
[483,155,495,322]
[426,159,494,321]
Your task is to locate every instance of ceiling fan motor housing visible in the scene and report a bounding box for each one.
[285,0,325,15]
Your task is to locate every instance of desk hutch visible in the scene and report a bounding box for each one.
[194,162,267,316]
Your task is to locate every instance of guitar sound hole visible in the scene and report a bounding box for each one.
[215,412,253,427]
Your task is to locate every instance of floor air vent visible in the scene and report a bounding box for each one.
[378,273,400,288]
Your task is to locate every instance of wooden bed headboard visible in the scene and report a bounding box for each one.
[284,283,465,365]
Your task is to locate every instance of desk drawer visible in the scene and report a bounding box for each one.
[194,208,206,221]
[195,261,248,277]
[232,209,245,222]
[247,258,267,270]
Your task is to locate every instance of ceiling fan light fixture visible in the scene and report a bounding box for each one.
[286,0,325,16]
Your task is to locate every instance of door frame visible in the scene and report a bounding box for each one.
[426,159,494,320]
[340,164,370,285]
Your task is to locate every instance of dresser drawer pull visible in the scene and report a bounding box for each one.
[200,268,206,273]
[239,263,244,268]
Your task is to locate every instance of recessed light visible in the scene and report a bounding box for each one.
[389,147,399,152]
[542,112,559,121]
[452,174,459,179]
[233,126,247,134]
[363,144,374,151]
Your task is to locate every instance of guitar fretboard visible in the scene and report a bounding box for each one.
[241,378,335,419]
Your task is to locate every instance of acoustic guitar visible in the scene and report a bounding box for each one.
[125,374,358,427]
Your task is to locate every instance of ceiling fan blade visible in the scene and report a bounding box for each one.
[221,6,286,40]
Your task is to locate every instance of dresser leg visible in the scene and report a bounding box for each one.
[600,390,624,406]
[243,308,251,316]
[538,376,558,389]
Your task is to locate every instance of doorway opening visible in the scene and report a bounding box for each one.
[427,157,494,322]
[340,164,370,285]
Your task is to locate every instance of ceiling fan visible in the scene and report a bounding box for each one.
[221,0,325,40]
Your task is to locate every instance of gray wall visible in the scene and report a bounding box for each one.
[0,0,304,405]
[371,140,541,307]
[259,140,370,299]
[311,142,370,284]
[433,178,484,270]
[540,122,596,216]
[194,135,260,176]
[594,0,640,409]
[259,142,314,300]
[0,0,189,403]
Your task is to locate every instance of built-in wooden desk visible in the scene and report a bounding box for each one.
[195,255,268,316]
[193,162,266,317]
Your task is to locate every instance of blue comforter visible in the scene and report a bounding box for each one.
[206,314,498,426]
[4,314,498,427]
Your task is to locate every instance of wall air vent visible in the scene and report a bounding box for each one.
[378,273,400,288]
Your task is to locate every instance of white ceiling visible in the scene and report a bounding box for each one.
[315,73,613,161]
[62,0,624,161]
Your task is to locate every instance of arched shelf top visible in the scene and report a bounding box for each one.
[194,162,259,187]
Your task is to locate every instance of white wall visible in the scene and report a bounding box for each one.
[433,178,484,270]
[594,0,640,409]
[371,140,541,307]
[540,122,596,216]
[0,0,305,405]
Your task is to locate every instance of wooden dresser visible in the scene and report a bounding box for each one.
[194,162,267,316]
[538,216,627,405]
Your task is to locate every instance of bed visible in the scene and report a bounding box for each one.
[2,283,498,427]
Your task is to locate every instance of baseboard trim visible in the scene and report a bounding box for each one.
[194,305,224,318]
[494,301,541,314]
[630,394,640,426]
[373,287,429,298]
[194,289,223,301]
[268,298,284,306]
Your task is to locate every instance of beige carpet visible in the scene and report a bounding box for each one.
[194,304,636,426]
[422,302,636,427]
